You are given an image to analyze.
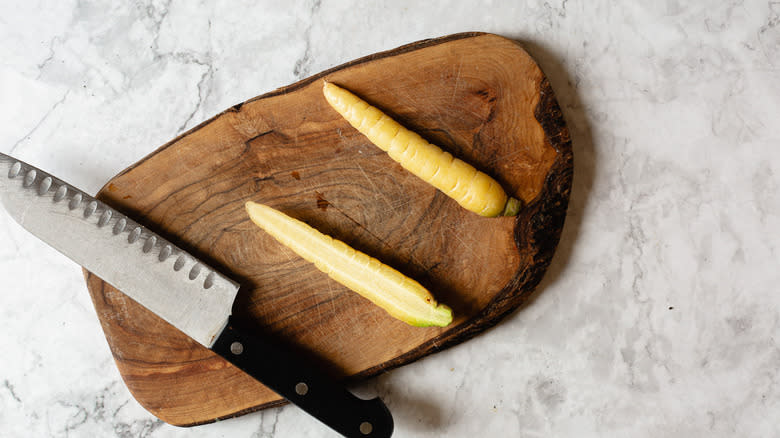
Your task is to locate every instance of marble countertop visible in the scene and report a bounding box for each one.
[1,1,778,437]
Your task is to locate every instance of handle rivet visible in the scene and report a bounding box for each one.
[295,382,309,396]
[230,341,244,355]
[360,421,373,435]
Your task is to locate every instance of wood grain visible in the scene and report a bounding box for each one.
[84,32,573,426]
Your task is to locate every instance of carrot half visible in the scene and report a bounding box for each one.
[245,202,453,327]
[322,82,520,217]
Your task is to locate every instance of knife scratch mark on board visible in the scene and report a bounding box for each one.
[313,286,326,337]
[336,127,347,142]
[277,245,301,266]
[489,148,530,165]
[353,160,393,213]
[369,306,382,339]
[451,59,464,102]
[326,279,347,351]
[453,233,477,258]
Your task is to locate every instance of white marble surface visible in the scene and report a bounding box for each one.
[1,1,778,437]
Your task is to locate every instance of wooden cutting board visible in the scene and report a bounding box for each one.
[84,32,572,426]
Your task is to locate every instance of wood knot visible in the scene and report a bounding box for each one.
[315,192,329,211]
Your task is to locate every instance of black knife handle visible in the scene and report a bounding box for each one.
[212,316,393,438]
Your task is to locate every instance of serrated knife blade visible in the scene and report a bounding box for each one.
[0,152,393,438]
[0,155,238,348]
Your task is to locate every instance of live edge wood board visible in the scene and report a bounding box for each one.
[84,32,573,426]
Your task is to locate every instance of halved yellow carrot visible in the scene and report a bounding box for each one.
[322,82,521,217]
[245,201,453,327]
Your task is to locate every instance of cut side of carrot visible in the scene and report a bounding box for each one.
[245,201,453,327]
[322,82,520,217]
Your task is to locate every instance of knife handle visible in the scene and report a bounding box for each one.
[212,316,393,438]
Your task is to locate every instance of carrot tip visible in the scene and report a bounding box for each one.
[502,197,522,217]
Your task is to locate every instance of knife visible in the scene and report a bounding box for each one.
[0,151,393,438]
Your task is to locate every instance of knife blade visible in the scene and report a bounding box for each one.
[0,152,393,438]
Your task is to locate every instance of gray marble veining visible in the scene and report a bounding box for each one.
[1,1,778,437]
